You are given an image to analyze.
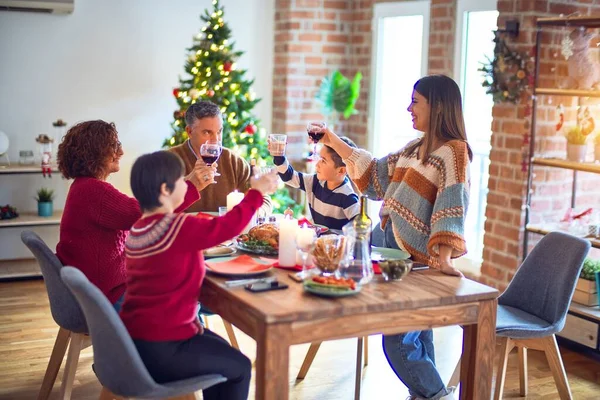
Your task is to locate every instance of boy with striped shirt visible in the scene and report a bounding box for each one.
[269,137,359,230]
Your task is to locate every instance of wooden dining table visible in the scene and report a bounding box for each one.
[199,267,498,400]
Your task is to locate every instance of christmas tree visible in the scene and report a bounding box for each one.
[164,0,300,214]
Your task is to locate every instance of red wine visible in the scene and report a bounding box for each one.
[308,131,324,143]
[201,155,219,165]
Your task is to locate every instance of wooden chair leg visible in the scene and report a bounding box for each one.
[543,335,573,400]
[37,327,71,400]
[363,336,369,367]
[518,346,528,396]
[296,342,322,380]
[59,332,85,400]
[493,337,514,400]
[222,320,239,350]
[448,358,461,388]
[354,337,363,400]
[98,387,125,400]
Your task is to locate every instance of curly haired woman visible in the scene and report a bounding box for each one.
[56,120,212,311]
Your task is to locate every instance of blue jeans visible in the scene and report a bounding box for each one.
[377,222,450,399]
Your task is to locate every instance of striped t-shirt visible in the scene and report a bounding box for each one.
[274,157,360,230]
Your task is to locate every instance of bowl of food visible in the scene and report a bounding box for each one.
[378,259,413,281]
[311,235,345,275]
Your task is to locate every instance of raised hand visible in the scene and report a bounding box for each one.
[250,168,279,195]
[186,159,217,191]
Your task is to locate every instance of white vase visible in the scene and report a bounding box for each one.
[566,143,587,162]
[595,144,600,162]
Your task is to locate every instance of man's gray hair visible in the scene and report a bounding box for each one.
[185,101,222,127]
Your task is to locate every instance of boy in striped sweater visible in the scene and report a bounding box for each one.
[268,137,360,230]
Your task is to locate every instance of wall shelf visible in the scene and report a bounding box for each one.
[0,211,63,228]
[535,88,600,98]
[0,164,59,175]
[532,158,600,174]
[526,225,600,249]
[0,259,41,281]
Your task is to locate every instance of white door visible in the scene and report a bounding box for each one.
[368,1,430,222]
[454,0,498,266]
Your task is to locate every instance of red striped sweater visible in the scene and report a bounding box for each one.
[56,178,199,304]
[120,189,263,341]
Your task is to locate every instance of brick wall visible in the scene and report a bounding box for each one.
[272,0,600,290]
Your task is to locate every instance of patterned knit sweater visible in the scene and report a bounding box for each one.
[56,178,199,304]
[344,139,470,267]
[120,189,263,341]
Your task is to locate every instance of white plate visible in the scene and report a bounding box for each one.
[204,246,236,259]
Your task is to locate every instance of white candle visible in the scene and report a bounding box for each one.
[226,190,244,211]
[296,225,316,249]
[278,216,297,267]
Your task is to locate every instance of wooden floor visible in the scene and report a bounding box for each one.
[1,280,599,400]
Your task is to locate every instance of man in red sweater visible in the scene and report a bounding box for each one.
[120,151,278,399]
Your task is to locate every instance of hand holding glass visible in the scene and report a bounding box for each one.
[268,134,287,156]
[200,142,221,177]
[307,121,326,162]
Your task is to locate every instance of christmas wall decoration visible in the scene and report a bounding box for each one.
[480,31,531,104]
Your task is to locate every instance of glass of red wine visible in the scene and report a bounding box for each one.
[307,121,326,161]
[200,142,221,177]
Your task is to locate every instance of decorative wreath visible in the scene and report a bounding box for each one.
[480,31,530,103]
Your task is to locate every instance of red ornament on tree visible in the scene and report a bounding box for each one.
[207,89,215,97]
[244,123,257,134]
[223,61,232,72]
[173,88,180,98]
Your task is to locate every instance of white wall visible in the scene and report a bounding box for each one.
[0,0,274,259]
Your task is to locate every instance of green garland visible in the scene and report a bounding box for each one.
[480,32,530,103]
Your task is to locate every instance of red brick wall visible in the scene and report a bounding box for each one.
[272,0,600,290]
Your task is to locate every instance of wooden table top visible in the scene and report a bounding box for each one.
[201,268,498,324]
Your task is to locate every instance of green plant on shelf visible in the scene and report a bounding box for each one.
[565,126,588,145]
[35,188,55,203]
[580,258,600,281]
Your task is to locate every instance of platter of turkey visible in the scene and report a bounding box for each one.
[235,224,279,255]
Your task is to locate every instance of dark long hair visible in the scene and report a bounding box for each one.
[405,75,473,163]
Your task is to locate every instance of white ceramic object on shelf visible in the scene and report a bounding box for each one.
[566,143,587,162]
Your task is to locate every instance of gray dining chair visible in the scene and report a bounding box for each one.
[60,266,226,399]
[21,230,90,400]
[448,231,590,400]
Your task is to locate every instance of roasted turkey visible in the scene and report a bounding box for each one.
[248,223,279,248]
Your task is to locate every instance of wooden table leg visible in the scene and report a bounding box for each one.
[460,299,496,400]
[255,323,291,400]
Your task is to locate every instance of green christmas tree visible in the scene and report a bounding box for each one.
[164,0,301,215]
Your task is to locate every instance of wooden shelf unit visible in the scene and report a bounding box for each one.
[0,211,63,228]
[524,16,600,357]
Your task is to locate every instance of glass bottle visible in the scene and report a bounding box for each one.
[340,196,373,284]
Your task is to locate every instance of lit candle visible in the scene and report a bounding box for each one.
[278,216,297,267]
[226,190,244,211]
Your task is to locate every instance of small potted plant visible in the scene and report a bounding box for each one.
[576,258,600,306]
[565,126,588,162]
[595,133,600,162]
[35,187,55,217]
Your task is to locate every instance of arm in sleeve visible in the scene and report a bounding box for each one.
[175,180,201,212]
[427,145,470,259]
[176,189,264,251]
[343,148,394,201]
[274,157,313,192]
[97,185,142,230]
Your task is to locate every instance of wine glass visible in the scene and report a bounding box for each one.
[306,121,326,162]
[296,225,317,280]
[200,142,221,177]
